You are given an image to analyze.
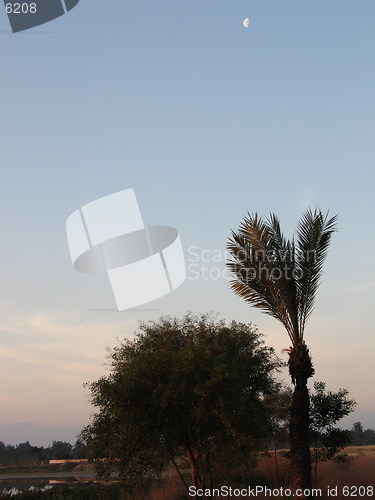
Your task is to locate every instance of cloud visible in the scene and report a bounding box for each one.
[0,303,139,431]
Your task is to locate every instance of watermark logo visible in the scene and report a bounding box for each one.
[66,189,186,311]
[4,0,80,33]
[186,246,317,282]
[187,247,233,282]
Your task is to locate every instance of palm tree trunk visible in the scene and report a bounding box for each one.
[289,343,314,498]
[290,377,312,497]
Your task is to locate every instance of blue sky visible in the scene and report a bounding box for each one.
[1,0,374,446]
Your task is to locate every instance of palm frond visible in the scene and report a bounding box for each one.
[227,209,337,345]
[227,213,298,344]
[295,208,338,336]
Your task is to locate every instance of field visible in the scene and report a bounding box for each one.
[345,445,375,457]
[0,447,374,499]
[150,447,375,499]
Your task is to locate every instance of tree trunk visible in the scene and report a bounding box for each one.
[273,445,280,487]
[289,342,314,498]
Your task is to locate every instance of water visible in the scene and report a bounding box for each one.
[0,477,95,495]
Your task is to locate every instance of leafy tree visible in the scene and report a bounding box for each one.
[363,428,375,445]
[350,422,364,445]
[309,381,356,485]
[0,441,6,454]
[72,439,89,459]
[15,441,33,458]
[81,313,282,497]
[49,441,73,460]
[349,422,375,446]
[0,441,34,464]
[227,208,337,497]
[30,446,45,465]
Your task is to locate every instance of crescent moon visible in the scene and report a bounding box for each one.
[243,18,249,28]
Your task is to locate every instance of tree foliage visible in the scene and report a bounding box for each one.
[0,440,88,465]
[81,313,282,496]
[263,384,293,486]
[350,422,375,446]
[226,209,337,344]
[309,381,356,485]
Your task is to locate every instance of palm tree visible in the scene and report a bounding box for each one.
[226,208,337,497]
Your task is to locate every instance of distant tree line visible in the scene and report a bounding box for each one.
[0,439,88,464]
[350,422,375,446]
[1,421,372,467]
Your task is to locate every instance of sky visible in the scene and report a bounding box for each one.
[1,0,374,446]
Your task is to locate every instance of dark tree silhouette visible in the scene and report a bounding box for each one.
[227,208,337,497]
[81,313,281,496]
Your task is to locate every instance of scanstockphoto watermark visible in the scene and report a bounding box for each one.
[188,485,324,497]
[188,485,374,497]
[187,246,317,282]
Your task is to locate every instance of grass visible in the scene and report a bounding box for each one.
[149,451,375,499]
[316,455,375,495]
[344,445,375,457]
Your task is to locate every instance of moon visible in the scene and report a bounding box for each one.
[243,17,250,28]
